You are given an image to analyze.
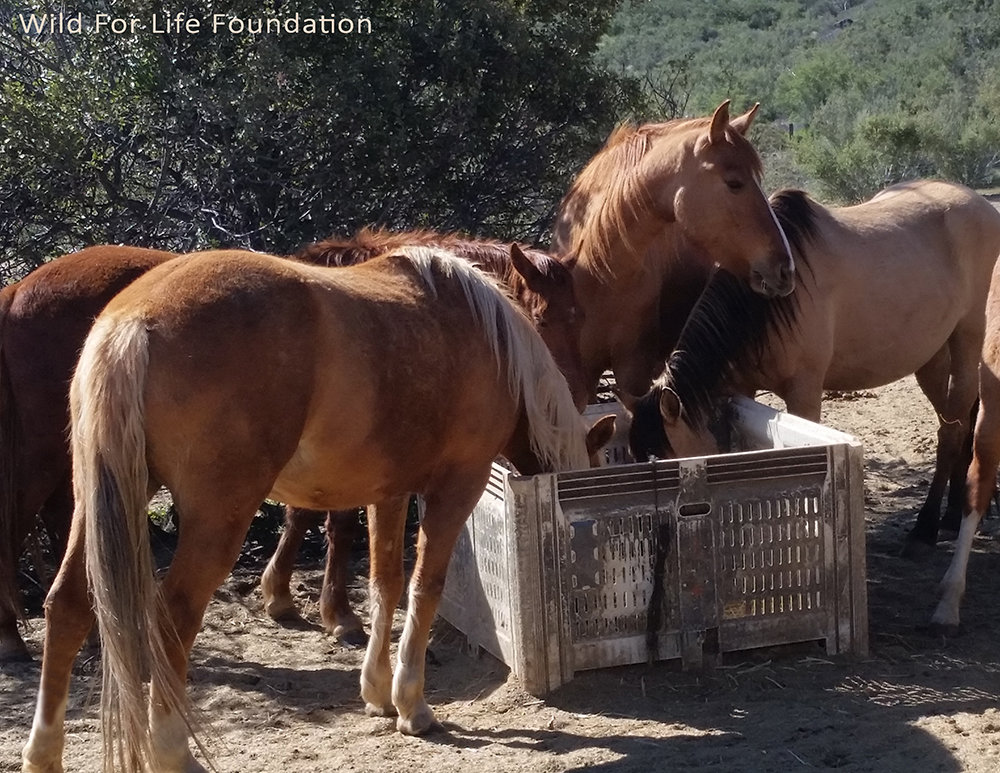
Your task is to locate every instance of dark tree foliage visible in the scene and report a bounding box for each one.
[0,0,640,280]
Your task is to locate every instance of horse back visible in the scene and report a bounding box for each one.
[100,251,522,509]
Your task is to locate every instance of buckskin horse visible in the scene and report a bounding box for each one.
[622,180,1000,557]
[552,100,795,400]
[1,231,586,662]
[22,247,612,772]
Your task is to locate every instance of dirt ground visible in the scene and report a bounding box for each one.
[4,375,1000,772]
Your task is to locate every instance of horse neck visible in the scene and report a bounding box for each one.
[662,268,786,429]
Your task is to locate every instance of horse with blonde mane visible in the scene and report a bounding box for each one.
[623,180,1000,559]
[0,231,585,662]
[552,100,795,399]
[22,247,611,772]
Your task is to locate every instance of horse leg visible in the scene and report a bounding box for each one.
[907,338,980,556]
[930,364,1000,632]
[147,493,263,773]
[2,475,69,664]
[779,379,823,423]
[260,506,323,620]
[940,401,977,534]
[361,495,411,718]
[320,510,366,646]
[22,511,94,773]
[393,471,489,735]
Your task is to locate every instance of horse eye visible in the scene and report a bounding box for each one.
[726,179,744,191]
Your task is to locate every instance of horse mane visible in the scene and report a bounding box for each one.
[293,227,546,298]
[769,188,821,258]
[651,190,823,430]
[560,116,764,280]
[394,246,589,471]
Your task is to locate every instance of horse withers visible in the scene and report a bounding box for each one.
[22,247,612,773]
[553,100,795,400]
[622,180,1000,556]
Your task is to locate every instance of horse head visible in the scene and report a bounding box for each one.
[508,244,588,411]
[663,101,796,298]
[619,384,721,462]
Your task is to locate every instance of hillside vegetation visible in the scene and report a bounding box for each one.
[599,0,1000,200]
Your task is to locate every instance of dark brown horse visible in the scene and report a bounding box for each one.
[0,232,584,662]
[0,247,177,663]
[552,101,795,400]
[22,247,607,771]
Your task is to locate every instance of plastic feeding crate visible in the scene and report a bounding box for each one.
[436,396,868,696]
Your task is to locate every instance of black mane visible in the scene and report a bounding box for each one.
[770,188,820,258]
[627,189,824,458]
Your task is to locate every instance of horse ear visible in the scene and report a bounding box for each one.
[509,243,547,292]
[612,386,639,414]
[586,414,617,457]
[658,387,683,426]
[730,102,760,136]
[709,100,732,144]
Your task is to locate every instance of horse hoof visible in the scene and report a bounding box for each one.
[333,625,368,649]
[900,537,935,561]
[396,707,438,736]
[364,701,397,719]
[262,596,298,621]
[0,646,34,666]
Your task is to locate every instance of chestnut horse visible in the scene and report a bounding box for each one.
[933,253,1000,631]
[22,247,606,772]
[0,233,583,662]
[624,181,1000,557]
[552,100,795,400]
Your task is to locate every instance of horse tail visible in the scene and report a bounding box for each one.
[0,286,21,626]
[74,315,192,771]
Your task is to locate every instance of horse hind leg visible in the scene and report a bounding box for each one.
[905,345,977,557]
[930,365,1000,632]
[22,510,94,773]
[260,506,322,620]
[146,491,266,773]
[939,401,977,535]
[320,510,366,646]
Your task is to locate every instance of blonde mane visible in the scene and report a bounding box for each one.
[399,246,589,471]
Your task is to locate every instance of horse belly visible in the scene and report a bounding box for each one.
[824,314,954,391]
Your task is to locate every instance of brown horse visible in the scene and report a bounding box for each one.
[623,181,1000,557]
[932,254,1000,631]
[0,247,178,663]
[22,247,611,772]
[552,100,795,399]
[0,232,584,662]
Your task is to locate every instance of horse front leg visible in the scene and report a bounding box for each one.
[260,506,323,620]
[393,471,489,735]
[360,495,411,719]
[22,511,93,773]
[320,510,366,646]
